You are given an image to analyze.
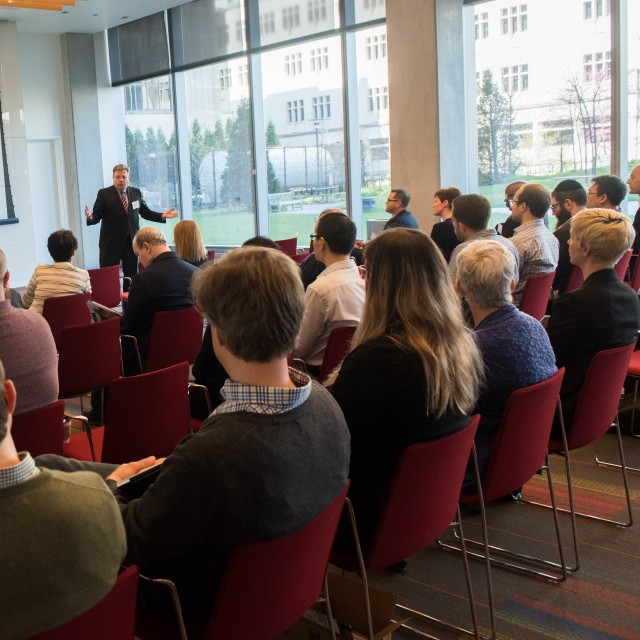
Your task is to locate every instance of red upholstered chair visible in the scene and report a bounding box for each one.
[207,249,216,262]
[189,382,212,433]
[275,237,297,256]
[64,361,190,464]
[564,265,584,293]
[88,266,129,308]
[11,400,65,458]
[451,370,570,582]
[318,326,357,384]
[331,416,492,640]
[291,250,311,265]
[58,317,123,461]
[518,271,555,321]
[136,484,350,640]
[144,307,204,373]
[42,292,92,351]
[624,349,640,437]
[30,565,139,640]
[614,250,632,281]
[626,254,640,292]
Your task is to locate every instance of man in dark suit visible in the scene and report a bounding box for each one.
[547,208,640,430]
[120,226,197,375]
[627,165,640,254]
[84,164,178,281]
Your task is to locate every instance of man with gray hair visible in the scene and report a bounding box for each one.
[456,241,557,489]
[448,193,519,281]
[0,249,58,415]
[119,226,197,375]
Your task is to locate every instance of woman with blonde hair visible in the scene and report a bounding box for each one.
[330,228,483,554]
[173,220,209,267]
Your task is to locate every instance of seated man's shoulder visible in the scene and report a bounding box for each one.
[39,468,120,505]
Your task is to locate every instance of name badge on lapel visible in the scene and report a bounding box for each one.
[132,200,140,210]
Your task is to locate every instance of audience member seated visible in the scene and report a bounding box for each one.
[383,188,419,230]
[430,186,462,262]
[0,249,58,415]
[21,229,91,314]
[627,165,640,254]
[495,180,526,238]
[298,209,362,289]
[587,174,628,211]
[510,183,559,305]
[173,220,210,268]
[547,208,640,431]
[38,246,350,618]
[330,228,482,552]
[120,226,197,375]
[295,212,365,375]
[0,358,126,639]
[191,235,281,408]
[455,242,557,490]
[448,193,519,281]
[551,179,587,296]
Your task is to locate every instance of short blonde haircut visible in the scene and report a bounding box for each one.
[192,247,304,362]
[353,228,483,417]
[173,220,208,265]
[133,226,167,248]
[570,208,635,264]
[457,241,516,308]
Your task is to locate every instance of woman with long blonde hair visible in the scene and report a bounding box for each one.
[331,228,483,553]
[173,220,209,267]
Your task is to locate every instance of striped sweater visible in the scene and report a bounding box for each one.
[22,262,91,314]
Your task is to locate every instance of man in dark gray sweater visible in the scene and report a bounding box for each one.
[41,246,351,616]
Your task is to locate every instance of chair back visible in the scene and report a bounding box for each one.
[564,342,636,451]
[11,400,65,457]
[319,326,357,384]
[30,565,139,640]
[58,317,122,398]
[614,250,632,281]
[518,271,555,321]
[628,255,640,292]
[479,369,565,503]
[208,249,216,262]
[365,416,480,571]
[145,307,204,373]
[88,266,122,308]
[291,251,311,265]
[205,484,349,640]
[565,266,584,293]
[275,237,297,256]
[101,361,190,464]
[42,292,92,350]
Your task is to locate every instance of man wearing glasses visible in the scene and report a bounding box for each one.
[383,189,419,231]
[551,179,587,295]
[496,180,526,238]
[587,175,627,211]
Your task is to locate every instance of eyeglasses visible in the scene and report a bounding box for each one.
[512,199,521,206]
[505,199,514,207]
[309,233,318,239]
[587,189,599,196]
[386,198,400,203]
[550,203,561,211]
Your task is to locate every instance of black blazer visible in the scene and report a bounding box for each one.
[547,268,640,427]
[120,251,198,365]
[87,185,165,267]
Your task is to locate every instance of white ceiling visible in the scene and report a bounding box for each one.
[0,0,192,35]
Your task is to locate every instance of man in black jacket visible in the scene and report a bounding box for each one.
[84,164,178,281]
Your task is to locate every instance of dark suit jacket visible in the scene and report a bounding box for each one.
[430,218,462,263]
[120,251,197,367]
[552,219,571,294]
[546,268,640,428]
[87,185,165,267]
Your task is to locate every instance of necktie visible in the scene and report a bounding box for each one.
[120,191,128,213]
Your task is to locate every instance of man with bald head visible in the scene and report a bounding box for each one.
[510,183,559,305]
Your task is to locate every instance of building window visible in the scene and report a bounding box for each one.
[584,0,611,19]
[475,12,489,40]
[502,4,527,35]
[286,99,305,123]
[584,51,611,82]
[284,52,303,76]
[365,34,387,60]
[368,86,389,112]
[307,0,327,23]
[282,6,301,30]
[219,68,232,89]
[238,63,248,86]
[260,11,275,35]
[501,64,529,92]
[124,78,172,112]
[312,95,331,120]
[235,20,243,43]
[310,47,329,71]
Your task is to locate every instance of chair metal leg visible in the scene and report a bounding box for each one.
[401,445,495,640]
[595,421,640,473]
[322,575,338,640]
[138,575,189,640]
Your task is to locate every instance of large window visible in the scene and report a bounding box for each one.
[474,0,611,228]
[628,0,640,215]
[261,38,346,243]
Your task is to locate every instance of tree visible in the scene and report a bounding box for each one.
[221,99,253,208]
[477,70,520,184]
[265,119,281,193]
[266,120,280,147]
